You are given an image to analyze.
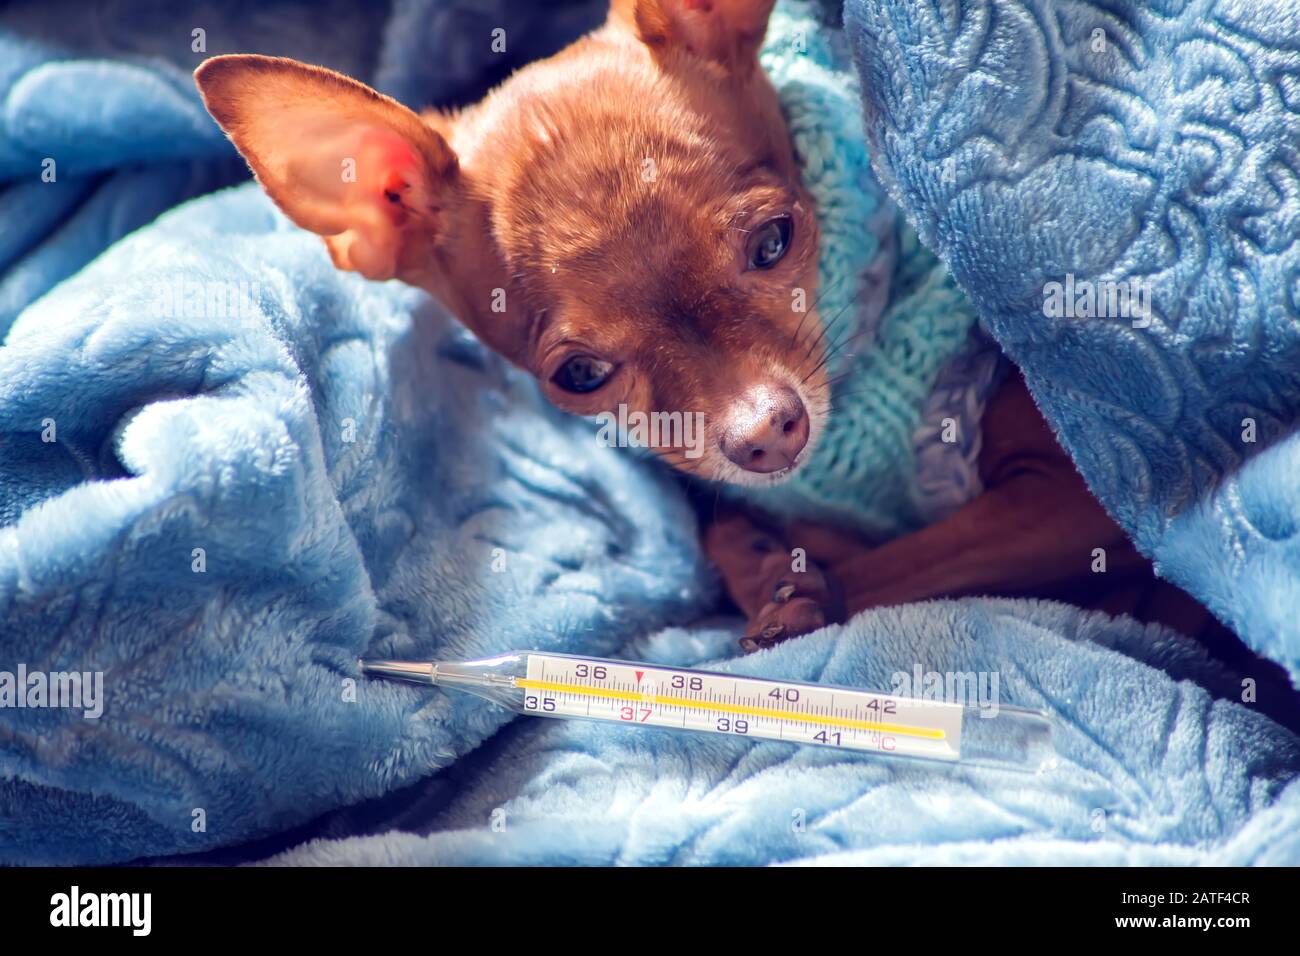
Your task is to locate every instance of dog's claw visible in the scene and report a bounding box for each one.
[739,628,784,653]
[740,597,829,653]
[711,519,847,654]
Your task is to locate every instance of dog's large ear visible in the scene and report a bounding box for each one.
[195,55,458,282]
[611,0,777,74]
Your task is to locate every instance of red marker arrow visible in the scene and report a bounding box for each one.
[635,671,644,683]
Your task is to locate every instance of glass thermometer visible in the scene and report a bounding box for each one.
[360,651,1056,772]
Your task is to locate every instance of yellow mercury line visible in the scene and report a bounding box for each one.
[515,678,946,741]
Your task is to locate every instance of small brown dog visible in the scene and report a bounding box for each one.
[195,0,1221,650]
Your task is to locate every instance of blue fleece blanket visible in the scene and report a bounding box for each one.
[2,0,1298,866]
[0,183,714,864]
[260,604,1300,866]
[845,0,1300,684]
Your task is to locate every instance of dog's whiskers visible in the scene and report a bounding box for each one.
[802,300,875,382]
[787,274,846,352]
[795,296,851,374]
[817,369,858,392]
[797,297,860,385]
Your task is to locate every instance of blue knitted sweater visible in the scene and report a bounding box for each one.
[728,0,1001,540]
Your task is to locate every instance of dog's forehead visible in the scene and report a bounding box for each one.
[496,141,739,285]
[480,55,776,231]
[460,35,808,341]
[494,138,798,297]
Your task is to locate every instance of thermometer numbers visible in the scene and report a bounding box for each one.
[522,654,963,762]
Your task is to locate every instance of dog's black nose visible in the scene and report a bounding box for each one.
[719,384,808,474]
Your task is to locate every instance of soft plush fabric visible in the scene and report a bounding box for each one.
[258,601,1300,866]
[734,0,988,539]
[844,0,1300,682]
[0,184,715,865]
[2,0,1298,867]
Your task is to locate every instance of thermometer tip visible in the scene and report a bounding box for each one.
[358,659,437,685]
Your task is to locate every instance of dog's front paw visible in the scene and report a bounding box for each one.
[738,559,843,653]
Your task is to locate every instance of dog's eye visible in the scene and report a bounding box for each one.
[748,216,792,269]
[552,354,615,394]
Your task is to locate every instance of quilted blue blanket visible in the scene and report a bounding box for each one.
[845,0,1300,683]
[1,0,1298,865]
[262,604,1300,866]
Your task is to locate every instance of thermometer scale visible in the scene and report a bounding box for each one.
[360,651,1055,771]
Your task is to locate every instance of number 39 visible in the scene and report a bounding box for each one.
[716,718,748,734]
